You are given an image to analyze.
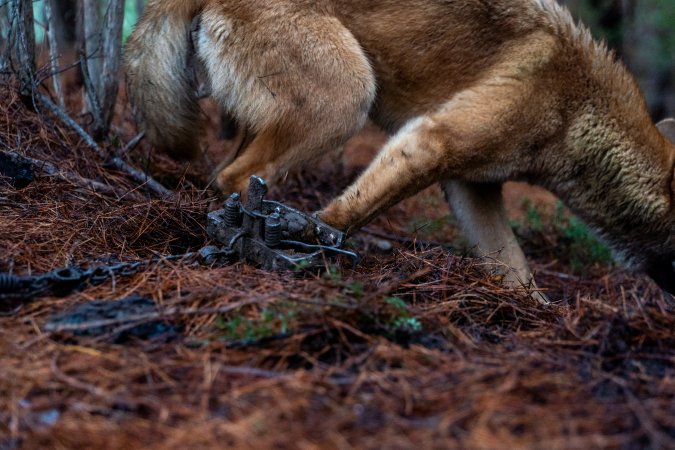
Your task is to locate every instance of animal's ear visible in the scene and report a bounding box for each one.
[656,118,675,144]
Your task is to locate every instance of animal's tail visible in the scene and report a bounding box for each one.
[125,0,207,159]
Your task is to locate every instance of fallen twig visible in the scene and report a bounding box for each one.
[120,131,145,156]
[44,297,268,334]
[217,366,290,380]
[0,148,139,199]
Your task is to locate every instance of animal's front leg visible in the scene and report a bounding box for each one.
[318,74,551,302]
[443,181,549,304]
[317,116,449,234]
[318,64,542,232]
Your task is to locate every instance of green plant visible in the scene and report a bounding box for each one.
[385,296,408,310]
[216,306,297,343]
[344,281,364,299]
[323,265,342,283]
[515,199,613,273]
[384,296,423,332]
[392,316,422,332]
[522,199,544,232]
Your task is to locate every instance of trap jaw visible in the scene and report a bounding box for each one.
[206,176,358,271]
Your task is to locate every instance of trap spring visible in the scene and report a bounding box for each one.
[206,176,358,271]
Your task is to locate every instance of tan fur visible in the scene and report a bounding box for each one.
[124,0,208,159]
[125,0,675,296]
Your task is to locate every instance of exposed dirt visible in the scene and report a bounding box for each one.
[1,80,673,450]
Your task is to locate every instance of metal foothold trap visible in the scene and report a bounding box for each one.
[206,176,358,271]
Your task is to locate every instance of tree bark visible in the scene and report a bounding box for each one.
[79,0,125,139]
[81,0,102,124]
[44,0,66,107]
[0,3,9,72]
[9,0,36,100]
[98,0,125,137]
[82,0,101,77]
[52,0,77,46]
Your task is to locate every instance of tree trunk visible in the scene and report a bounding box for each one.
[44,0,66,107]
[50,0,77,47]
[81,0,102,123]
[9,0,36,100]
[78,0,126,138]
[98,0,125,137]
[135,0,145,16]
[0,3,9,72]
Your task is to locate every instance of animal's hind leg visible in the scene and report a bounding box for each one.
[443,181,549,304]
[211,116,373,199]
[197,4,376,195]
[213,126,294,195]
[210,129,256,191]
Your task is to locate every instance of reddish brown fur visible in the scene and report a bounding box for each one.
[125,0,675,298]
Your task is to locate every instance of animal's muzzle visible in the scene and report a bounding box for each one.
[646,257,675,296]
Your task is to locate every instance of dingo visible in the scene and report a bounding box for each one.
[126,0,675,298]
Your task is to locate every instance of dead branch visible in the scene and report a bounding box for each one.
[77,0,125,138]
[0,148,140,199]
[34,92,174,198]
[361,227,455,251]
[218,366,290,380]
[43,297,266,333]
[121,132,145,156]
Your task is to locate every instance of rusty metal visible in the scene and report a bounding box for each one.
[207,176,358,271]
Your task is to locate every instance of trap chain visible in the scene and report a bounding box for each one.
[0,176,357,303]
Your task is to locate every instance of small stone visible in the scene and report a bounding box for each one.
[376,239,393,253]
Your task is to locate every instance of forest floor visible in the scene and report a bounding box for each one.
[0,79,674,450]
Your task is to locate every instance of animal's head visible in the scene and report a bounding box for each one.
[644,118,675,296]
[568,115,675,296]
